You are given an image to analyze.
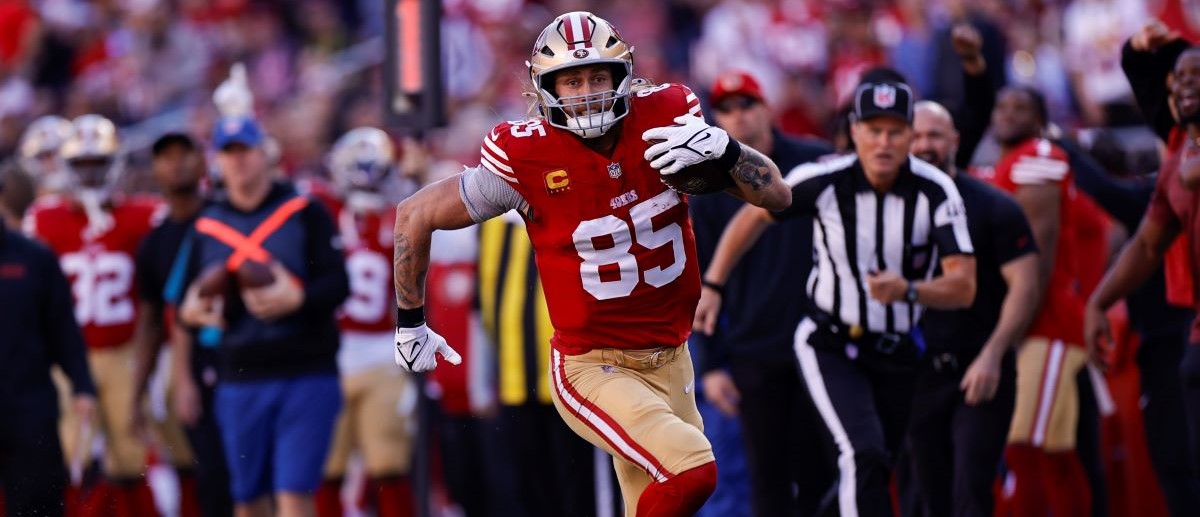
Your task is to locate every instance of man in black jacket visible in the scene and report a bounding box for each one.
[0,176,97,516]
[690,70,833,516]
[908,100,1040,517]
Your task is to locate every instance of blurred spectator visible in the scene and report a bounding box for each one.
[1061,0,1147,126]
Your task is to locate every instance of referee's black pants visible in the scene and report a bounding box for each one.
[907,352,1015,517]
[729,353,835,517]
[795,318,917,517]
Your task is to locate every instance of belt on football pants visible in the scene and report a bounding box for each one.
[600,346,681,370]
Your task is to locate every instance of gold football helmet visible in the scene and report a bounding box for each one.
[17,115,74,184]
[527,11,633,138]
[59,114,122,192]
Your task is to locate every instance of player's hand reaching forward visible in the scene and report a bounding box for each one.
[394,323,462,372]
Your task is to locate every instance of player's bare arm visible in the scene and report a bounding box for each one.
[391,174,470,372]
[1085,216,1180,354]
[1014,183,1061,289]
[962,253,1038,404]
[725,144,791,210]
[693,204,774,334]
[392,174,475,309]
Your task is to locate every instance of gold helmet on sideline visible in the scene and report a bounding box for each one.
[17,115,74,187]
[527,11,633,139]
[59,114,122,193]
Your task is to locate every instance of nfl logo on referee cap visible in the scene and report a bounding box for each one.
[873,85,896,109]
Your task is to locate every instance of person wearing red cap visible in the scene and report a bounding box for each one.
[690,69,836,517]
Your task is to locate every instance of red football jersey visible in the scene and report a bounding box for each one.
[478,83,704,355]
[333,202,397,333]
[984,138,1085,346]
[24,195,162,349]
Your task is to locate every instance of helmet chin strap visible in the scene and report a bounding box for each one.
[77,188,114,241]
[566,111,617,139]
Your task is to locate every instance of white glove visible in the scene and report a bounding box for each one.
[642,114,731,175]
[214,63,254,117]
[394,324,463,372]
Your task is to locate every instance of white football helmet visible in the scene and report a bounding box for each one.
[17,115,74,190]
[527,11,634,138]
[328,127,395,212]
[59,114,123,195]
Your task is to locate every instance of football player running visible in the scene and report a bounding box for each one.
[23,115,165,515]
[391,11,790,517]
[315,127,417,517]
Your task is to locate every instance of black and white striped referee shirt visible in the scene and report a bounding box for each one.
[772,154,974,335]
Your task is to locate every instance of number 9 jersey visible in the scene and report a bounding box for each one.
[477,83,704,355]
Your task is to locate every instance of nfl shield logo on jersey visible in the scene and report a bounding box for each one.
[607,163,622,179]
[873,85,896,109]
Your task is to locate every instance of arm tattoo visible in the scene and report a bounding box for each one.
[732,145,773,191]
[393,233,426,308]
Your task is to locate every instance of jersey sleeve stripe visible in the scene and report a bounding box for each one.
[483,134,510,161]
[1011,161,1068,183]
[480,146,514,173]
[687,104,701,116]
[480,157,518,182]
[685,92,697,104]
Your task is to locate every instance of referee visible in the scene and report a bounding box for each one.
[701,69,977,517]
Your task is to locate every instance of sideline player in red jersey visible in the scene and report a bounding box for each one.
[23,115,165,516]
[314,127,416,517]
[390,11,790,516]
[978,86,1093,517]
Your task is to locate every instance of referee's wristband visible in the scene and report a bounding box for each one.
[701,280,725,296]
[396,306,426,328]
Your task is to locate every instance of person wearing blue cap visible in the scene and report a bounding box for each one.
[177,116,349,517]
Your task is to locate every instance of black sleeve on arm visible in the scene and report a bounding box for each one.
[955,68,996,170]
[1056,137,1154,229]
[1122,38,1191,142]
[991,193,1038,265]
[134,233,167,323]
[40,247,96,396]
[299,201,350,315]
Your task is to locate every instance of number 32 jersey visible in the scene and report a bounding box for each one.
[24,196,161,349]
[478,83,704,355]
